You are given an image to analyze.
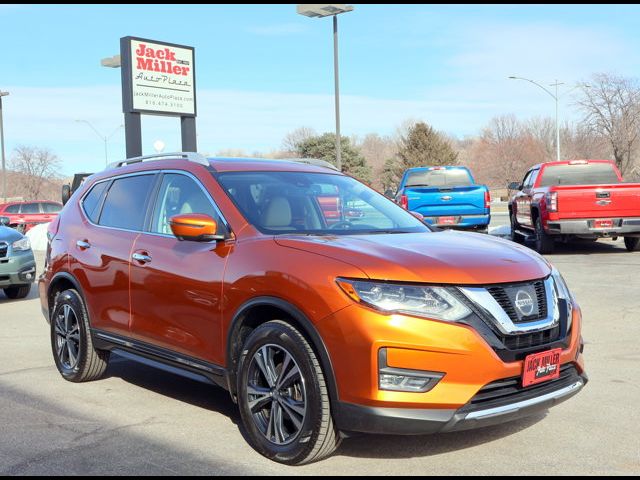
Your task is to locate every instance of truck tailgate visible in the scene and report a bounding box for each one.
[554,183,640,219]
[406,185,486,215]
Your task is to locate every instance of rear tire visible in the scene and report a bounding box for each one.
[534,216,555,254]
[51,289,110,382]
[236,320,340,465]
[624,237,640,252]
[3,284,31,299]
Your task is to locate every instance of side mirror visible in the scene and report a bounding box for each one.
[0,216,9,226]
[169,214,225,242]
[508,182,522,191]
[61,184,71,205]
[409,211,424,221]
[384,189,395,199]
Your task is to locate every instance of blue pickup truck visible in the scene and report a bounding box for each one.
[394,166,491,231]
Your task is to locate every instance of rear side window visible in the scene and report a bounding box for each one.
[99,175,155,231]
[21,203,40,214]
[5,204,20,214]
[539,163,620,186]
[41,202,62,214]
[405,169,473,187]
[82,182,109,223]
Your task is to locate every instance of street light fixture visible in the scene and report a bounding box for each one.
[0,91,9,203]
[509,76,589,161]
[75,120,124,166]
[297,4,354,172]
[101,55,121,68]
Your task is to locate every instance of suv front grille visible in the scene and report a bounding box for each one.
[0,242,7,259]
[500,325,561,350]
[459,364,580,413]
[487,280,547,323]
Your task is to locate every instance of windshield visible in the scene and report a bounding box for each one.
[539,163,620,186]
[216,171,430,235]
[405,169,473,187]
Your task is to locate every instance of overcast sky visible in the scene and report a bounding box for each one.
[2,4,640,174]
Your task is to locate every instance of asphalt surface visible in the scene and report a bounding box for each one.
[1,217,639,475]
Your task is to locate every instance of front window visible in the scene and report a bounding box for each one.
[216,171,429,235]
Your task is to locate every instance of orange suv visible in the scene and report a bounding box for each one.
[39,153,587,465]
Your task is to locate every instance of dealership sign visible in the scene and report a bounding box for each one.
[121,36,196,116]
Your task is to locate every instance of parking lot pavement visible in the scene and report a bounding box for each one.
[1,240,639,475]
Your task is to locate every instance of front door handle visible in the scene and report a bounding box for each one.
[132,253,152,264]
[76,240,91,250]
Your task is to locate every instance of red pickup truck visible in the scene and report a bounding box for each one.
[509,159,640,253]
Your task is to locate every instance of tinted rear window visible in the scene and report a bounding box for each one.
[99,175,155,230]
[82,182,109,223]
[539,163,620,186]
[405,169,472,187]
[41,202,62,214]
[5,204,20,213]
[21,203,40,214]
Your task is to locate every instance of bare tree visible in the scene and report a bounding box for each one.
[577,73,640,175]
[281,126,317,156]
[9,146,62,200]
[465,115,546,188]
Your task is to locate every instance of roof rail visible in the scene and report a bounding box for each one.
[107,152,209,169]
[286,157,340,171]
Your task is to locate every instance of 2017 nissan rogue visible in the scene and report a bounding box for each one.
[39,153,587,465]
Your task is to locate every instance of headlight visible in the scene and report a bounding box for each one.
[551,267,571,301]
[12,237,31,251]
[337,278,471,321]
[551,267,573,327]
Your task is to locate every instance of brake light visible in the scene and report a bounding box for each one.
[485,190,491,209]
[569,160,588,165]
[400,194,408,210]
[547,191,558,212]
[429,167,445,171]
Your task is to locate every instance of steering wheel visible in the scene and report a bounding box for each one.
[329,220,354,230]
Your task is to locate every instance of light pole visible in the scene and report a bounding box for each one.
[0,91,8,203]
[75,120,123,166]
[297,4,354,172]
[509,76,588,161]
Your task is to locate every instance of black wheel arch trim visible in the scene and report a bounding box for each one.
[226,296,341,413]
[47,272,88,321]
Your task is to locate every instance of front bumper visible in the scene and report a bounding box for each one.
[547,217,640,237]
[0,251,36,287]
[317,298,585,435]
[335,368,586,435]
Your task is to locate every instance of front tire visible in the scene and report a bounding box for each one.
[236,320,340,465]
[51,289,110,382]
[624,237,640,252]
[3,284,31,299]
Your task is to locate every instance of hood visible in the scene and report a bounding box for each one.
[274,230,550,285]
[0,226,23,243]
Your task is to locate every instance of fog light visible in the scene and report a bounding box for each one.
[378,348,445,393]
[380,373,436,392]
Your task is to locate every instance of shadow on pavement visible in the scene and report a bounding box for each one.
[337,412,546,460]
[105,355,240,424]
[0,379,260,475]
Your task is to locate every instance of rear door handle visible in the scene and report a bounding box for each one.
[76,240,91,250]
[132,253,152,264]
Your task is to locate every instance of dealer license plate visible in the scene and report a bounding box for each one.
[522,348,562,387]
[439,216,457,225]
[594,219,613,229]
